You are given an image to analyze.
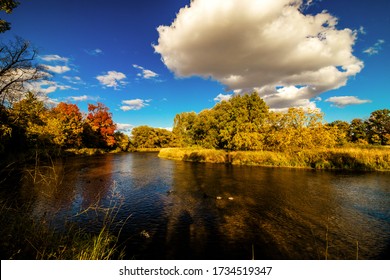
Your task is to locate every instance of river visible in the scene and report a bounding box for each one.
[8,152,390,259]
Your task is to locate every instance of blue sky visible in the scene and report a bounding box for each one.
[1,0,389,132]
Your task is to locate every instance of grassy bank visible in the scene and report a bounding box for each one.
[158,147,390,171]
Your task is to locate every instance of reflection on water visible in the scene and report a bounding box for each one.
[13,153,390,259]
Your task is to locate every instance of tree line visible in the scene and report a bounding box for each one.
[170,93,389,151]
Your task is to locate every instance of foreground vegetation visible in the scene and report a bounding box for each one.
[0,181,128,260]
[159,147,390,171]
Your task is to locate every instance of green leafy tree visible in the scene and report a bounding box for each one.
[366,109,390,145]
[349,118,368,143]
[191,109,218,148]
[213,93,269,150]
[172,112,197,147]
[114,131,131,151]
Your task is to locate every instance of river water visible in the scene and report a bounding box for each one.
[11,153,390,259]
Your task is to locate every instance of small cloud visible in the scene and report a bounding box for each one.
[363,39,385,55]
[301,0,323,10]
[63,76,85,85]
[67,95,100,102]
[42,65,71,74]
[37,94,60,106]
[85,48,103,56]
[116,123,134,135]
[40,54,69,63]
[27,80,74,94]
[325,96,371,108]
[120,99,151,111]
[358,26,366,35]
[133,64,159,79]
[214,93,232,102]
[96,71,127,89]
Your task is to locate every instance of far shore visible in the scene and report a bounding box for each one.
[158,147,390,172]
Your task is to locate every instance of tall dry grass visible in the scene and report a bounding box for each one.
[158,147,390,171]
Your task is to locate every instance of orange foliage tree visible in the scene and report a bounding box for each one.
[51,102,83,147]
[85,102,116,148]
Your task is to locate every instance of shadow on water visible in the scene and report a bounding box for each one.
[1,152,389,259]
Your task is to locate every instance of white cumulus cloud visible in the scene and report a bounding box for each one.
[133,64,159,79]
[214,93,232,102]
[96,71,127,89]
[42,65,71,74]
[27,80,74,94]
[63,76,85,85]
[325,96,371,108]
[120,99,151,111]
[40,54,69,63]
[67,95,100,102]
[154,0,363,111]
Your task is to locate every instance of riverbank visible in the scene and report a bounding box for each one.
[158,147,390,171]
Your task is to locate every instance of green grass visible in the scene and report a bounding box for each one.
[158,147,390,171]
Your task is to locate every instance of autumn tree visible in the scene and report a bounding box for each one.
[50,102,83,147]
[327,120,350,145]
[9,91,47,148]
[84,102,116,148]
[131,125,172,148]
[265,108,338,152]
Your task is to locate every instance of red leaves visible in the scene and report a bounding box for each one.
[86,102,116,147]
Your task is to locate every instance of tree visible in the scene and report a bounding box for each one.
[172,112,197,147]
[84,102,116,148]
[327,120,350,145]
[366,109,390,145]
[0,38,45,105]
[51,102,83,147]
[265,108,338,151]
[213,93,269,150]
[114,131,131,151]
[131,126,172,148]
[191,109,218,148]
[0,0,19,33]
[10,91,47,148]
[0,103,12,153]
[349,118,368,143]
